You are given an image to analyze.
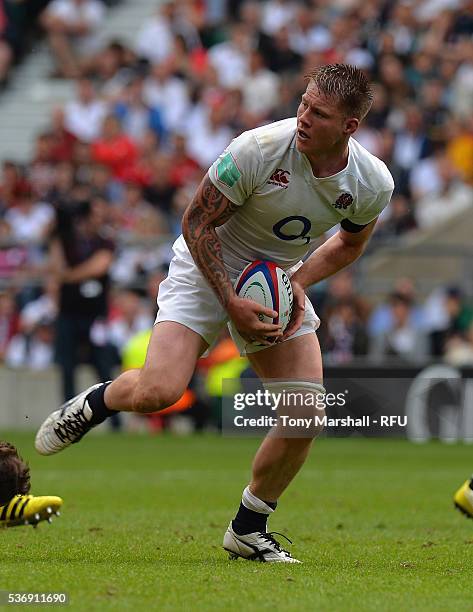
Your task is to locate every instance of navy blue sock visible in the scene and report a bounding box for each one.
[87,382,115,425]
[232,500,277,535]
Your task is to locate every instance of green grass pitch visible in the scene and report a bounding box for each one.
[1,432,472,611]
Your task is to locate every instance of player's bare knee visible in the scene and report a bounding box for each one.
[265,381,326,439]
[274,410,324,440]
[132,383,183,414]
[157,385,183,409]
[297,405,325,439]
[132,393,159,414]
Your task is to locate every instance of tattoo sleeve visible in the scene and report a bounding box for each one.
[182,175,240,307]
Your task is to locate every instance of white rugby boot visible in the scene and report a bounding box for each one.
[223,522,301,563]
[35,383,105,455]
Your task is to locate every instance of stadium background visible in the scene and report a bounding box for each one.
[0,0,472,435]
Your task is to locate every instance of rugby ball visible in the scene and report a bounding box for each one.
[234,260,293,332]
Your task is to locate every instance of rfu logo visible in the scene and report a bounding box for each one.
[267,168,290,188]
[334,192,353,210]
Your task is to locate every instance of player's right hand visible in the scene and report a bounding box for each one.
[227,296,282,345]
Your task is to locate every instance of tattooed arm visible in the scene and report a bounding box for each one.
[182,175,239,307]
[182,175,281,343]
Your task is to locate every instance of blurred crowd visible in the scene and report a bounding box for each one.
[0,0,122,87]
[0,0,473,424]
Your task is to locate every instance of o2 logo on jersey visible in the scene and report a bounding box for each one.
[273,216,312,244]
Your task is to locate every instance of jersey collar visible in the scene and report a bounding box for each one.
[299,140,352,183]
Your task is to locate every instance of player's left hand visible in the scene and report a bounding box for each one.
[279,280,305,341]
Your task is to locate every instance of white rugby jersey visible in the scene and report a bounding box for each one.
[179,117,394,276]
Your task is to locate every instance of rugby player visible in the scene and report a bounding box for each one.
[36,64,394,562]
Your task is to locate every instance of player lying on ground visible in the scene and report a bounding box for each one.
[36,64,394,562]
[454,477,473,518]
[0,441,62,528]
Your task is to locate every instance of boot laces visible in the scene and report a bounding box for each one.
[260,531,293,556]
[54,400,90,443]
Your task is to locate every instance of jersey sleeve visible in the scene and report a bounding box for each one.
[208,131,263,206]
[346,188,393,226]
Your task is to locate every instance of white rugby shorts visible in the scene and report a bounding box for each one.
[155,238,320,356]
